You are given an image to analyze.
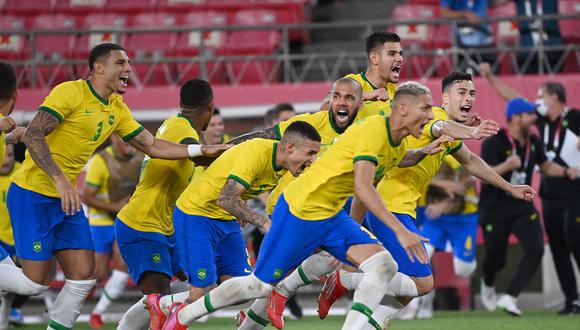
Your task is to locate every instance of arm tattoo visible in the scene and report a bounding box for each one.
[22,110,64,179]
[217,179,270,227]
[399,149,426,167]
[132,130,151,148]
[227,126,278,145]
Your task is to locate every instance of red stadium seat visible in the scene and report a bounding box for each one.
[74,14,129,79]
[104,0,155,14]
[405,0,439,5]
[225,10,281,84]
[559,0,580,44]
[126,13,179,86]
[30,15,78,87]
[156,0,207,13]
[3,0,52,16]
[390,4,439,78]
[489,1,519,74]
[174,11,228,84]
[0,15,27,61]
[53,0,105,15]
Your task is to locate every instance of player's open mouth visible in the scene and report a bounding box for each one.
[460,105,471,116]
[391,65,401,79]
[336,109,349,124]
[298,164,308,174]
[119,76,129,87]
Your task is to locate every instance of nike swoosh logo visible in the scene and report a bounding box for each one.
[244,269,252,273]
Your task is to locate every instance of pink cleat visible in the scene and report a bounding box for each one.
[145,294,167,330]
[162,303,188,330]
[267,291,288,329]
[317,270,348,319]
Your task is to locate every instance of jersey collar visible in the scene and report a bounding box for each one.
[86,80,110,106]
[328,109,346,134]
[177,113,196,129]
[272,142,283,172]
[385,117,400,147]
[360,72,378,90]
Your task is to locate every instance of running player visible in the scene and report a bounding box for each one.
[115,79,217,330]
[145,121,322,329]
[83,133,143,329]
[0,43,227,330]
[159,81,454,330]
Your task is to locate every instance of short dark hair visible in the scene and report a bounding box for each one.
[0,61,17,101]
[282,121,321,143]
[543,82,566,103]
[265,102,295,125]
[365,31,401,56]
[442,71,472,92]
[180,79,213,108]
[88,43,126,71]
[212,108,221,116]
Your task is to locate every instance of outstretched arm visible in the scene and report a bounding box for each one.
[478,62,522,101]
[128,129,229,159]
[452,144,535,201]
[23,110,80,215]
[399,135,455,167]
[217,179,272,232]
[431,119,500,140]
[227,126,279,145]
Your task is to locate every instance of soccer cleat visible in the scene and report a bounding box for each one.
[480,278,497,311]
[89,313,104,329]
[496,294,522,316]
[162,303,187,330]
[317,270,348,319]
[145,294,167,330]
[558,300,580,315]
[235,310,247,327]
[267,290,287,329]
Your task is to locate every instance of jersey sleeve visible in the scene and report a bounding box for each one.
[352,120,387,165]
[39,82,81,122]
[85,154,108,189]
[115,103,145,142]
[226,144,266,190]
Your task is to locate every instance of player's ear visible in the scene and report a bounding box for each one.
[442,90,449,105]
[369,50,379,65]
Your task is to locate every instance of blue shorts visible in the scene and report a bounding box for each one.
[7,183,94,261]
[173,207,251,287]
[0,241,15,261]
[415,206,427,228]
[342,196,353,215]
[254,195,380,284]
[90,225,115,254]
[421,213,478,262]
[366,211,432,277]
[115,218,182,284]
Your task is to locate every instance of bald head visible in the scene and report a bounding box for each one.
[329,77,362,130]
[332,77,363,101]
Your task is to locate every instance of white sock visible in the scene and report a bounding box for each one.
[453,257,476,278]
[160,291,190,314]
[0,256,14,266]
[363,301,402,330]
[239,299,269,330]
[0,294,13,330]
[49,279,96,329]
[93,270,130,315]
[340,271,419,298]
[342,251,397,330]
[277,251,336,297]
[0,264,49,295]
[117,296,149,330]
[178,275,272,326]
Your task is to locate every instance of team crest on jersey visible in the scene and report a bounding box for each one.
[33,242,42,252]
[273,268,283,279]
[152,253,161,263]
[108,115,115,125]
[198,269,207,280]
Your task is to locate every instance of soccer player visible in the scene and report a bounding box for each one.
[202,108,230,144]
[346,31,402,119]
[158,81,454,330]
[82,133,143,328]
[115,79,217,330]
[0,43,228,330]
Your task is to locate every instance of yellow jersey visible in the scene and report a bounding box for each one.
[345,72,397,119]
[85,147,115,226]
[176,139,287,220]
[0,113,5,164]
[11,80,143,198]
[443,155,478,214]
[0,162,20,245]
[284,116,407,220]
[265,110,345,214]
[117,114,199,235]
[378,107,463,218]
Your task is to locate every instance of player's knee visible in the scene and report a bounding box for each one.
[360,250,398,287]
[246,275,274,298]
[453,258,476,278]
[414,276,434,296]
[138,271,171,294]
[302,251,338,279]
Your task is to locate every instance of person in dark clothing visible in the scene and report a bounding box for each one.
[480,63,580,314]
[479,98,578,316]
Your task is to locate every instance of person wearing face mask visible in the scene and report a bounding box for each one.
[479,98,578,316]
[479,62,580,315]
[82,134,143,329]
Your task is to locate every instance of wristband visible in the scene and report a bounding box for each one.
[187,144,203,158]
